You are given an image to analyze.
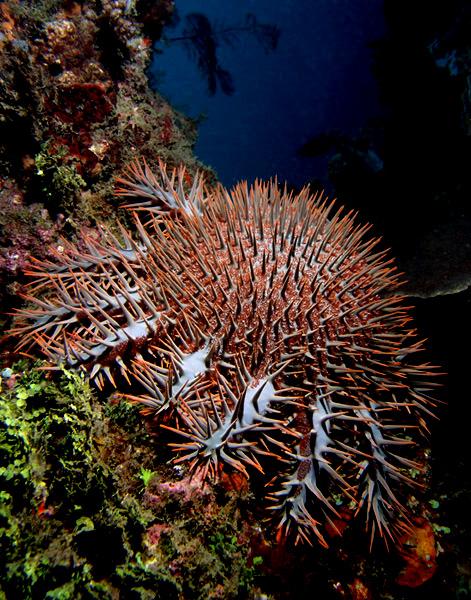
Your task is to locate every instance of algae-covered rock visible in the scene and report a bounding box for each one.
[0,0,214,308]
[0,362,260,599]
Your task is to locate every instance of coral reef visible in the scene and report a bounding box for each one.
[0,180,62,296]
[0,361,259,599]
[13,159,439,549]
[0,0,212,306]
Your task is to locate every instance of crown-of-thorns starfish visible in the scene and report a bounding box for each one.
[12,158,440,548]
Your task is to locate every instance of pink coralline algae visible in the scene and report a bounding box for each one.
[12,159,439,548]
[0,181,61,277]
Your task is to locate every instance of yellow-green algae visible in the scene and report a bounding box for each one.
[0,362,262,599]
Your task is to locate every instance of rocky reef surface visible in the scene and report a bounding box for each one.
[0,0,213,307]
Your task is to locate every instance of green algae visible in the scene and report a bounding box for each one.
[35,143,87,208]
[0,361,260,599]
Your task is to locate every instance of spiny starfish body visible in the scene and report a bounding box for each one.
[13,160,438,547]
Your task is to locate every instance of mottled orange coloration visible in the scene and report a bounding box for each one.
[0,3,15,45]
[348,578,373,600]
[396,518,437,587]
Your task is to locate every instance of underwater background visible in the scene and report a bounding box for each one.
[0,0,470,598]
[153,0,385,189]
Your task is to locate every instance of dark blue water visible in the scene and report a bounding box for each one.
[151,0,385,189]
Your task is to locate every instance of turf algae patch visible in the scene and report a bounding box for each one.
[0,361,260,599]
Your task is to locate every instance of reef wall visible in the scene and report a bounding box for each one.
[0,0,212,306]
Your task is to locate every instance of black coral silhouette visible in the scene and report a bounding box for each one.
[168,12,281,95]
